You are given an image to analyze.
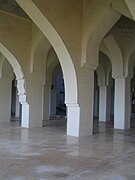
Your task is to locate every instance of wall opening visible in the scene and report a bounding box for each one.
[0,43,29,128]
[50,67,66,118]
[43,49,67,128]
[11,78,21,122]
[131,67,135,128]
[93,52,114,134]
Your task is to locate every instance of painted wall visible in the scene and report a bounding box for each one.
[0,0,135,136]
[0,58,14,122]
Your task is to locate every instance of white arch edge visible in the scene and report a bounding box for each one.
[0,42,30,128]
[16,0,78,105]
[103,34,124,79]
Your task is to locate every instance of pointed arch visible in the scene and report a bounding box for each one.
[0,43,25,95]
[16,0,78,105]
[31,36,51,74]
[83,8,120,69]
[0,42,29,128]
[96,64,105,86]
[128,50,135,79]
[103,34,124,78]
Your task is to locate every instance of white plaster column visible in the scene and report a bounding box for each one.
[0,77,12,122]
[67,67,95,137]
[18,94,29,128]
[106,85,111,121]
[43,71,52,122]
[99,85,107,122]
[67,103,80,137]
[21,104,29,127]
[15,90,20,118]
[114,77,131,129]
[99,85,111,122]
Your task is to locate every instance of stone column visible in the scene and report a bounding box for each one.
[15,89,20,118]
[25,73,44,128]
[99,85,111,122]
[67,67,95,137]
[114,77,131,129]
[0,77,12,122]
[67,103,80,137]
[43,85,51,121]
[99,85,107,122]
[21,102,29,128]
[106,85,111,121]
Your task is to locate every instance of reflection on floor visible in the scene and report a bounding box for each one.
[130,113,135,129]
[93,119,114,134]
[11,114,21,123]
[0,121,135,179]
[43,115,67,127]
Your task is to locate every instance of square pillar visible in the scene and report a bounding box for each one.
[21,103,29,128]
[79,68,94,136]
[99,85,111,122]
[99,85,107,122]
[24,73,44,128]
[67,104,80,137]
[0,78,12,122]
[114,78,130,129]
[15,90,21,118]
[66,67,94,137]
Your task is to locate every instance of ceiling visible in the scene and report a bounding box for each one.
[0,0,29,19]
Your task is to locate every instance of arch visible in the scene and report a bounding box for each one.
[0,42,29,128]
[43,50,60,123]
[96,63,105,86]
[31,36,51,74]
[0,43,25,95]
[50,64,65,116]
[52,64,62,83]
[128,50,135,79]
[1,58,14,80]
[99,52,112,85]
[47,48,59,69]
[16,0,78,105]
[83,8,120,69]
[111,0,135,21]
[96,51,112,85]
[100,41,112,62]
[103,34,124,78]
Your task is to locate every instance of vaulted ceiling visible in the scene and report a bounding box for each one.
[0,0,29,19]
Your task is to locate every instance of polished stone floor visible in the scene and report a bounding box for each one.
[0,122,135,180]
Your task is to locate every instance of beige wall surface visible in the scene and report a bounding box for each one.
[0,0,135,136]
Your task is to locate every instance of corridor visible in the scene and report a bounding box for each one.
[0,122,135,180]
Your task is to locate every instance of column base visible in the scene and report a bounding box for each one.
[21,103,29,128]
[67,104,80,137]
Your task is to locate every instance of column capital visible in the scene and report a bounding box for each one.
[112,75,124,79]
[30,71,44,78]
[66,103,79,107]
[113,76,132,81]
[82,63,97,70]
[30,72,44,84]
[67,104,80,137]
[98,83,107,87]
[113,75,132,80]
